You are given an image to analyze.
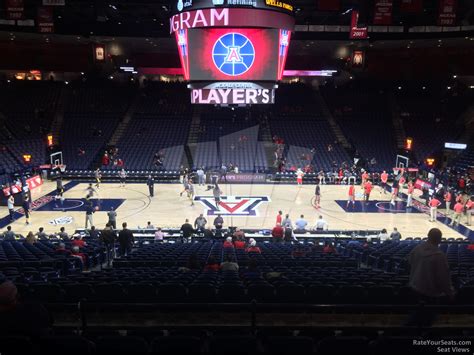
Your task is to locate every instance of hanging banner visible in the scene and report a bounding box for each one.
[400,0,423,13]
[349,10,368,39]
[37,6,54,33]
[318,0,340,11]
[373,0,393,25]
[5,0,24,20]
[438,0,457,26]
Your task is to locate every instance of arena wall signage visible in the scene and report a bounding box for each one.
[172,0,293,14]
[190,88,274,104]
[169,8,295,33]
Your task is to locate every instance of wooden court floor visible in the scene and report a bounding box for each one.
[1,180,471,239]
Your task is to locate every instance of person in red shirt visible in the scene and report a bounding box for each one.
[380,170,388,195]
[465,197,473,226]
[363,180,372,202]
[101,152,109,167]
[323,242,337,254]
[272,223,284,242]
[361,171,369,187]
[234,237,246,249]
[467,243,474,251]
[444,190,452,215]
[245,238,261,253]
[406,180,415,207]
[204,257,220,271]
[276,211,283,225]
[346,183,356,209]
[450,200,465,226]
[429,197,441,222]
[71,236,87,248]
[71,246,87,269]
[223,237,234,248]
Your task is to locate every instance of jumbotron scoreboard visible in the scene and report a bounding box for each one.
[169,0,295,105]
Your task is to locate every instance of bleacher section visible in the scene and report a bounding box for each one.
[395,87,469,161]
[1,238,472,305]
[61,84,134,169]
[321,84,397,170]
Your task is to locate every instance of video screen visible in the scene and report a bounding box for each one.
[187,28,280,81]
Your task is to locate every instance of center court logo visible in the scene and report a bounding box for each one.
[212,33,255,76]
[195,195,270,216]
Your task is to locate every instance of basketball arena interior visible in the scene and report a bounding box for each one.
[0,0,474,353]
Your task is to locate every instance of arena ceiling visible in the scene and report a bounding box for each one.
[0,0,474,39]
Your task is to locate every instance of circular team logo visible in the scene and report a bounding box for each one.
[177,0,184,11]
[212,33,255,76]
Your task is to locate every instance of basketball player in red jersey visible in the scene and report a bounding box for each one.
[346,182,356,209]
[363,180,373,202]
[429,196,441,222]
[466,197,474,226]
[361,170,369,188]
[444,189,452,215]
[380,170,388,195]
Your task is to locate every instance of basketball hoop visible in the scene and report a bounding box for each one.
[57,164,66,173]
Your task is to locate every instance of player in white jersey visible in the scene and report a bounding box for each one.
[119,169,127,187]
[296,169,304,186]
[186,179,195,206]
[94,168,102,189]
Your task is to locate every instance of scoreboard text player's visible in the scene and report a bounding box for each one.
[170,0,295,105]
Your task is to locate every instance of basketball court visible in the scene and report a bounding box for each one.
[1,180,472,240]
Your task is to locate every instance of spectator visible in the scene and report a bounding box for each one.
[118,222,134,257]
[107,207,117,229]
[88,226,99,239]
[154,227,164,242]
[347,238,361,248]
[467,241,474,251]
[313,215,328,231]
[408,228,453,299]
[180,219,195,242]
[0,279,52,337]
[281,214,292,228]
[37,227,48,240]
[223,236,234,248]
[213,214,224,231]
[234,235,246,249]
[100,223,116,266]
[233,227,245,240]
[284,225,296,243]
[25,231,36,245]
[55,243,70,256]
[194,214,207,232]
[58,227,69,240]
[378,228,389,242]
[390,227,401,241]
[145,221,155,229]
[272,223,284,242]
[2,226,15,240]
[246,238,261,253]
[204,257,220,271]
[294,214,308,233]
[71,235,87,248]
[323,242,337,254]
[220,254,239,271]
[71,246,87,266]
